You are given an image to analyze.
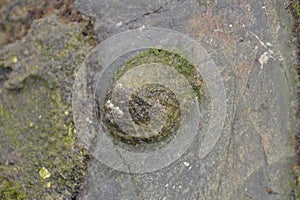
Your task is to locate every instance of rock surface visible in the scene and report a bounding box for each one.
[75,0,297,199]
[0,11,96,199]
[0,0,297,199]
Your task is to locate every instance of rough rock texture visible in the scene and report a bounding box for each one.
[0,0,297,199]
[0,13,96,199]
[75,0,297,199]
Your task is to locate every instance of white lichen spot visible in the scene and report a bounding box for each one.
[246,4,251,11]
[105,100,114,109]
[268,49,274,54]
[85,117,92,124]
[114,106,124,118]
[116,21,123,27]
[183,161,190,167]
[115,83,124,91]
[259,52,270,69]
[138,25,146,30]
[266,42,273,47]
[105,99,124,118]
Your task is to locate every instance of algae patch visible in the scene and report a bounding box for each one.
[0,13,97,199]
[0,77,89,199]
[0,177,26,200]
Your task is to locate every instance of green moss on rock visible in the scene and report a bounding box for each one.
[0,13,96,199]
[0,178,26,200]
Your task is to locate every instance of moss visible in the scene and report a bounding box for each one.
[0,2,98,197]
[291,0,300,26]
[0,178,26,200]
[0,75,89,199]
[114,48,204,102]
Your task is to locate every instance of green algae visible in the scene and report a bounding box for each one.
[0,178,26,200]
[0,77,89,199]
[0,14,97,199]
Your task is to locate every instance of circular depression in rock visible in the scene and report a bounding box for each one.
[98,49,206,147]
[72,27,227,173]
[104,82,181,143]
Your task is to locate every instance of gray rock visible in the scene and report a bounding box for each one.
[75,0,297,199]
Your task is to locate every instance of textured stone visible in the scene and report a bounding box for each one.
[75,0,297,199]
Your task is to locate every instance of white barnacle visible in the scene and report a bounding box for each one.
[113,106,124,118]
[105,100,114,109]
